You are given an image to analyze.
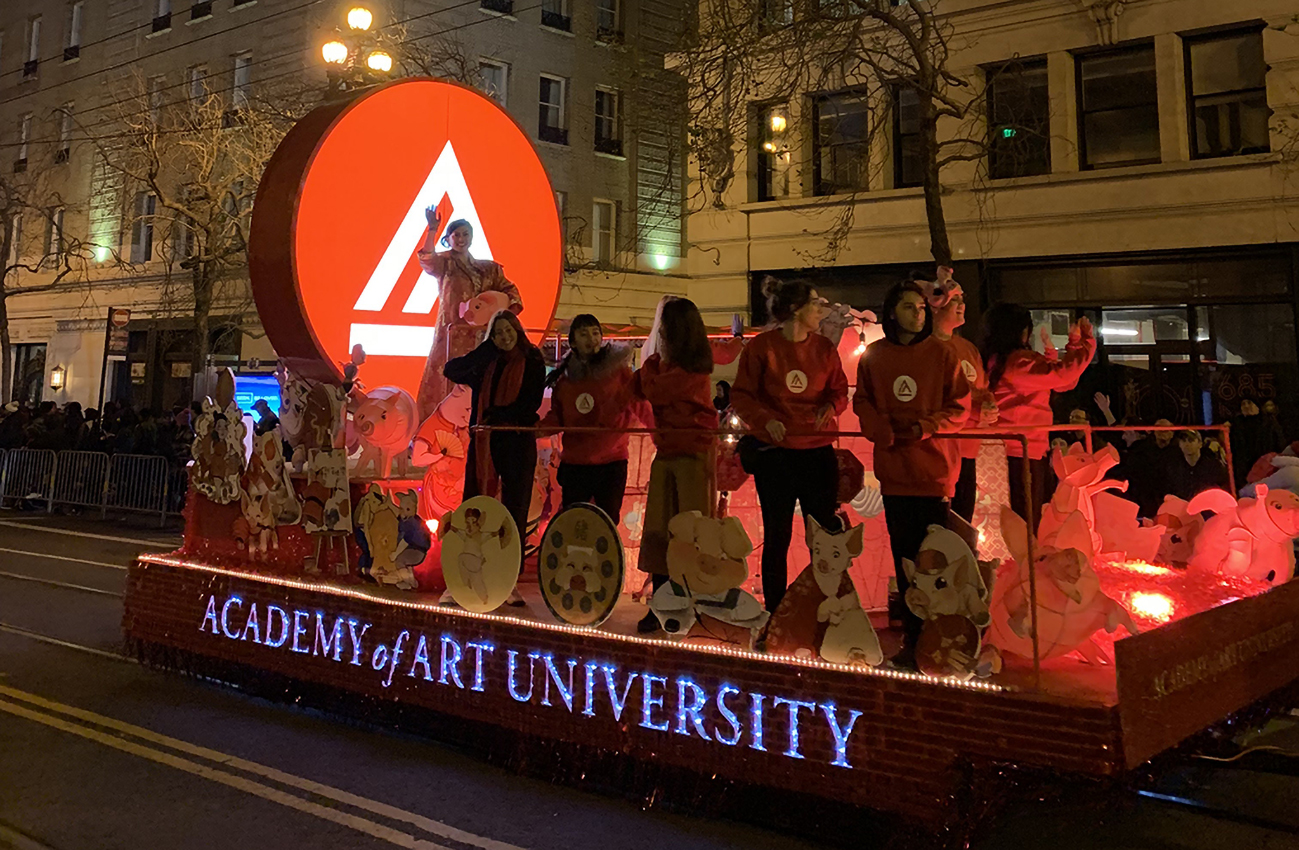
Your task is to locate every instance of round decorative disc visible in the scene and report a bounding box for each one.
[538,503,624,627]
[439,496,521,613]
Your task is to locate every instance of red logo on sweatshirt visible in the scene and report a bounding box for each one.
[250,79,563,393]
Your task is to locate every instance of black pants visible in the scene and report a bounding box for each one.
[752,444,840,613]
[951,456,978,523]
[1006,455,1048,527]
[882,494,949,648]
[465,432,537,573]
[557,460,628,522]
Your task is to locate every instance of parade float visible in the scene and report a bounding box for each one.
[122,79,1299,834]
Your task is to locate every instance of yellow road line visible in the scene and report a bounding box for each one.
[0,684,525,850]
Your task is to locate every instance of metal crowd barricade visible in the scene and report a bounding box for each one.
[48,450,111,515]
[0,448,57,510]
[106,453,171,527]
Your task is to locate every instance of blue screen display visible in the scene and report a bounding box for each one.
[234,374,280,415]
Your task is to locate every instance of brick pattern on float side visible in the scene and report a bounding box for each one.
[122,559,1124,821]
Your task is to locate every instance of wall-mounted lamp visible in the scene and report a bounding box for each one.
[50,365,66,390]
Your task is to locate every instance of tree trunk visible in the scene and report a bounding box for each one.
[0,289,11,404]
[919,91,954,267]
[192,268,212,403]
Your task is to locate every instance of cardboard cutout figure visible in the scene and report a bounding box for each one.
[916,614,983,678]
[300,448,352,575]
[242,430,300,526]
[355,485,419,590]
[987,508,1137,663]
[439,496,521,612]
[902,524,991,627]
[1187,485,1299,585]
[1154,495,1202,567]
[1038,443,1126,554]
[277,366,312,472]
[350,386,418,478]
[191,369,246,505]
[539,504,624,627]
[233,490,277,559]
[651,511,768,648]
[412,386,472,518]
[763,516,882,666]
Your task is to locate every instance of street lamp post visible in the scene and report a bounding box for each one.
[320,6,393,96]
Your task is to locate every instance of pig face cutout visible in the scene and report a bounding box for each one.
[902,524,991,627]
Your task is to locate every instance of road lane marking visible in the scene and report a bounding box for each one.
[0,698,456,850]
[0,684,526,850]
[0,571,123,597]
[0,520,178,548]
[0,547,129,571]
[0,624,132,662]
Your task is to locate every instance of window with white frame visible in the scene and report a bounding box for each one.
[153,0,171,31]
[594,87,622,155]
[189,65,207,100]
[149,76,166,121]
[479,60,508,106]
[25,16,41,76]
[57,104,73,162]
[15,114,32,172]
[554,190,567,244]
[8,214,21,265]
[538,75,567,144]
[596,0,619,37]
[45,207,65,265]
[541,0,570,32]
[65,2,83,60]
[232,53,252,110]
[592,200,615,265]
[174,189,194,260]
[132,192,156,263]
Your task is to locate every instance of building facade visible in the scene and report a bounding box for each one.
[683,0,1299,435]
[1,0,688,412]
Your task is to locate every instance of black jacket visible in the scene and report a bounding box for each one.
[444,339,546,429]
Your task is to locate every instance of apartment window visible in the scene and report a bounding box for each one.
[894,87,923,188]
[45,207,65,266]
[1078,44,1160,169]
[153,0,172,32]
[987,59,1051,179]
[8,215,22,266]
[813,92,869,195]
[756,102,791,201]
[596,0,620,40]
[191,0,213,20]
[541,0,570,32]
[232,53,252,110]
[555,190,567,244]
[539,75,568,145]
[594,87,622,155]
[479,60,508,106]
[132,192,157,263]
[1188,30,1269,159]
[56,104,73,163]
[480,0,513,14]
[64,2,83,61]
[592,200,615,266]
[189,65,208,101]
[149,76,166,121]
[14,114,31,173]
[24,17,41,77]
[761,0,793,28]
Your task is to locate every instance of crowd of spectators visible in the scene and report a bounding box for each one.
[0,399,197,466]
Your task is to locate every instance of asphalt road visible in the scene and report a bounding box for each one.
[2,512,1299,850]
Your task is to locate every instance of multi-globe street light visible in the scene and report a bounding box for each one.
[320,6,393,95]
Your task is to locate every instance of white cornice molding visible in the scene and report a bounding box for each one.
[1076,0,1130,45]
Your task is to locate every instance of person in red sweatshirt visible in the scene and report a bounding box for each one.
[855,280,970,669]
[982,303,1096,525]
[731,277,849,612]
[632,296,717,633]
[542,313,647,521]
[923,268,998,522]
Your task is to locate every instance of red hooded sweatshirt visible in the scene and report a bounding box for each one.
[730,329,849,450]
[543,345,649,466]
[938,333,993,461]
[854,335,970,497]
[990,327,1097,459]
[631,354,716,457]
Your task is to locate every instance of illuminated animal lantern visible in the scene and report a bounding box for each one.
[351,386,418,478]
[988,508,1137,663]
[763,517,882,666]
[191,368,246,505]
[903,524,991,627]
[1038,443,1125,554]
[460,290,513,327]
[651,511,768,647]
[1187,485,1299,585]
[1093,491,1162,563]
[1154,495,1203,567]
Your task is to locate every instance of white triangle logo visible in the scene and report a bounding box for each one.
[348,141,494,357]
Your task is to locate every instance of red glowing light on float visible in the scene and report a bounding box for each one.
[425,517,440,535]
[1109,559,1175,577]
[1127,591,1175,624]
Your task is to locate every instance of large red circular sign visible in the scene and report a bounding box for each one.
[250,79,562,394]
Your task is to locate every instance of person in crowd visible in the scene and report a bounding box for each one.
[444,310,546,606]
[712,380,732,414]
[134,409,160,456]
[855,280,970,670]
[77,408,102,452]
[416,206,524,423]
[1231,400,1267,486]
[1066,407,1111,453]
[632,296,717,634]
[542,313,646,522]
[924,267,996,522]
[1118,419,1178,517]
[1165,429,1230,500]
[982,304,1096,524]
[1261,400,1287,449]
[730,277,848,613]
[251,399,280,437]
[0,402,28,449]
[60,402,84,452]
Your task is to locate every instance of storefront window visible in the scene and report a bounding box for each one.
[12,343,46,404]
[1200,304,1299,437]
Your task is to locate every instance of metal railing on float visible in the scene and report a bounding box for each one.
[0,448,181,527]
